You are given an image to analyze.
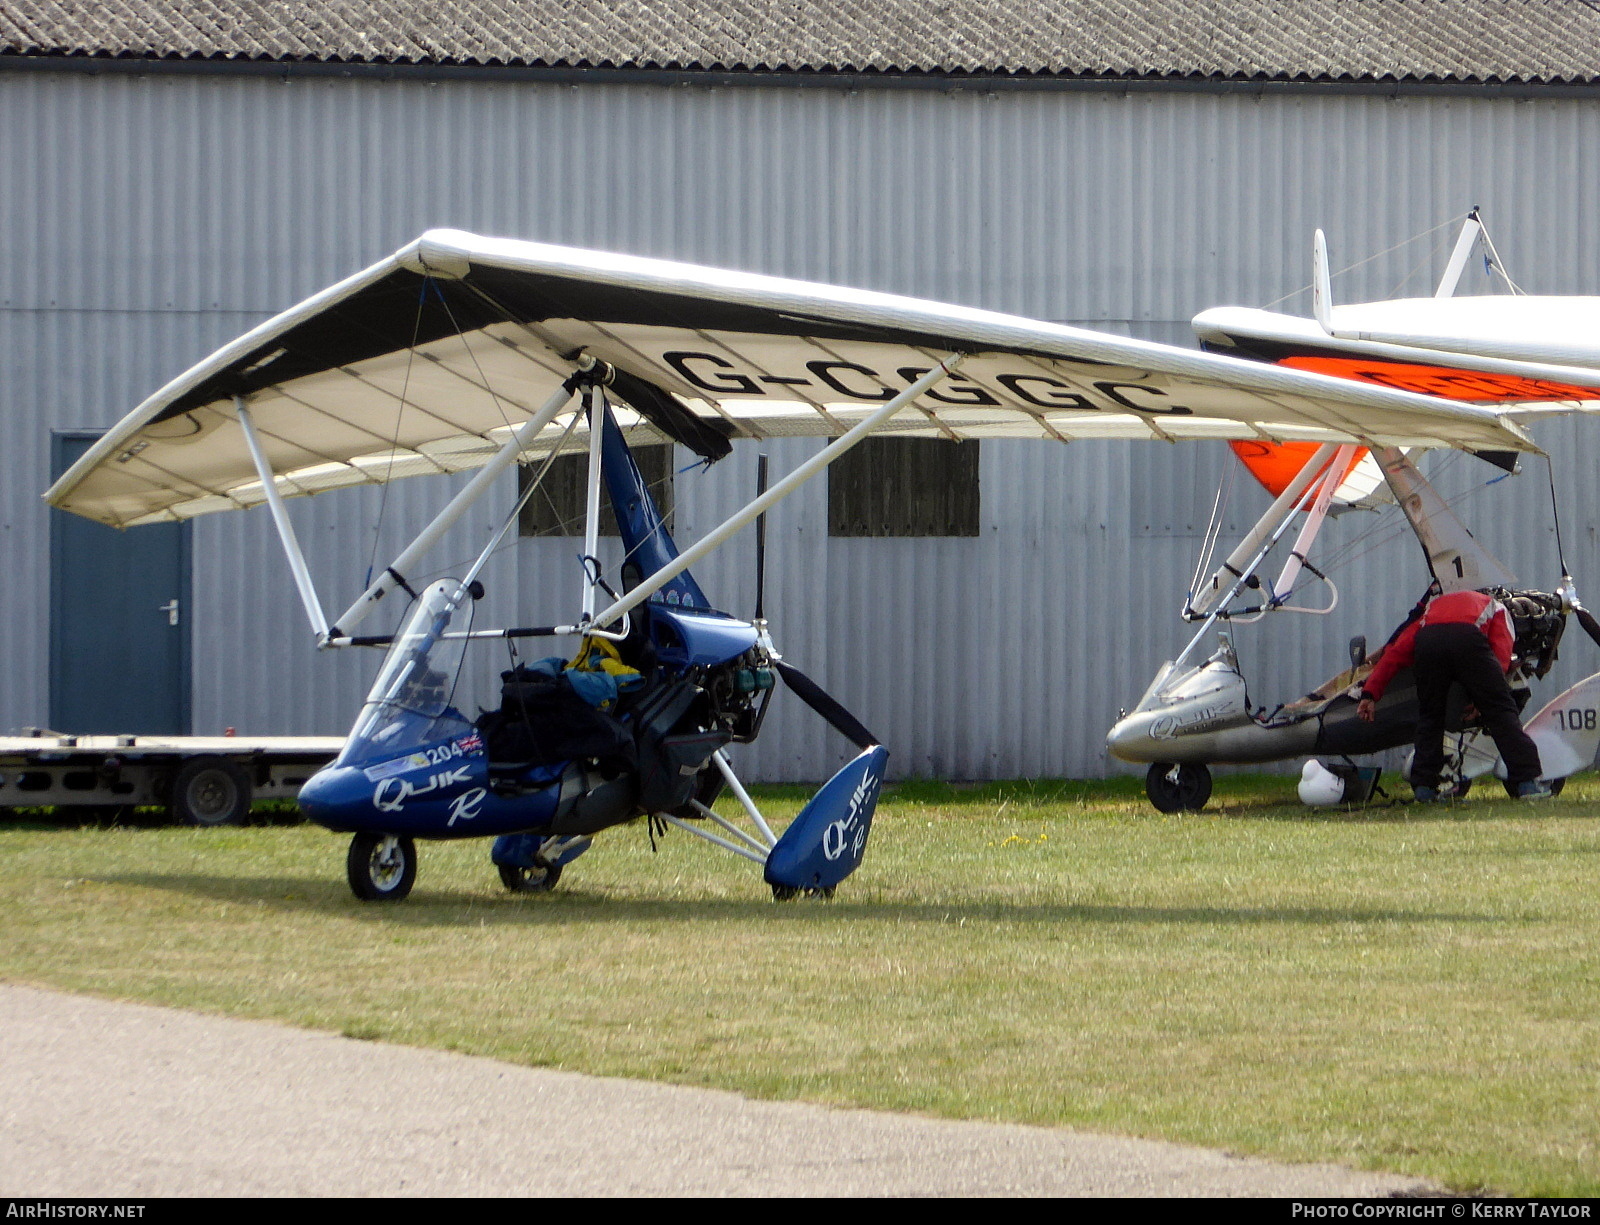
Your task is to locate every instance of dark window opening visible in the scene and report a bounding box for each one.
[828,438,980,537]
[517,446,674,537]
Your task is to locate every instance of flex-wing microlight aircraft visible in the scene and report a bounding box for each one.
[47,229,1540,899]
[1108,213,1600,810]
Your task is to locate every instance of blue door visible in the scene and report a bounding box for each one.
[50,433,191,734]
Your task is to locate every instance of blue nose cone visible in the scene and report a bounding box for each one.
[296,763,367,831]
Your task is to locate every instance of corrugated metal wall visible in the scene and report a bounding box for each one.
[4,69,1599,780]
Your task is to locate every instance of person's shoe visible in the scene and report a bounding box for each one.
[1515,780,1555,800]
[1412,785,1440,803]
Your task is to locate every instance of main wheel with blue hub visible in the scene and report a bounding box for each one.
[347,831,417,901]
[498,861,562,893]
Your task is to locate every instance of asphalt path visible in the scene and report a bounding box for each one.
[0,984,1440,1197]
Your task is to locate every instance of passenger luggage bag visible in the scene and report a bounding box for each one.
[486,666,634,768]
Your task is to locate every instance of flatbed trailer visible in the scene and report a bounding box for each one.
[0,730,344,825]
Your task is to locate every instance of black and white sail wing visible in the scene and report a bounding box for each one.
[49,229,1535,528]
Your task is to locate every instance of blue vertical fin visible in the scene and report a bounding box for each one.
[598,399,711,610]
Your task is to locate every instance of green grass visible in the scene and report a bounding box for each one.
[3,773,1598,1194]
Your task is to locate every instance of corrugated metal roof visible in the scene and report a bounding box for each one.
[3,1,1600,84]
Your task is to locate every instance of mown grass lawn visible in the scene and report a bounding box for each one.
[2,772,1597,1194]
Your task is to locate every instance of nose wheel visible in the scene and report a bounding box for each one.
[1145,762,1213,813]
[347,832,417,901]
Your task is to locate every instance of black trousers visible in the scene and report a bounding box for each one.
[1411,622,1543,788]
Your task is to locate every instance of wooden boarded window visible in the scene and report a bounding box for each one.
[517,446,674,537]
[828,438,980,537]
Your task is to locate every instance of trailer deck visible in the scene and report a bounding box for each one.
[0,731,344,824]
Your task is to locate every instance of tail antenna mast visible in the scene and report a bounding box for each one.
[1435,207,1484,299]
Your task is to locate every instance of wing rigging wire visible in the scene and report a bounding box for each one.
[1383,229,1457,300]
[403,453,679,594]
[1309,467,1518,598]
[1189,454,1237,606]
[364,278,432,587]
[1205,449,1522,616]
[443,273,734,601]
[1546,454,1569,577]
[1476,216,1524,295]
[1241,210,1541,608]
[1258,217,1458,311]
[1258,211,1522,315]
[381,278,597,603]
[432,279,535,451]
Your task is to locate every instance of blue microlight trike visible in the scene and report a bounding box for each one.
[299,381,886,902]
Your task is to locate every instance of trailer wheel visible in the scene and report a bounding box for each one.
[1145,762,1212,813]
[348,832,416,902]
[169,756,252,826]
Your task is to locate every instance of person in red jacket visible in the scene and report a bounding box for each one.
[1356,587,1550,801]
